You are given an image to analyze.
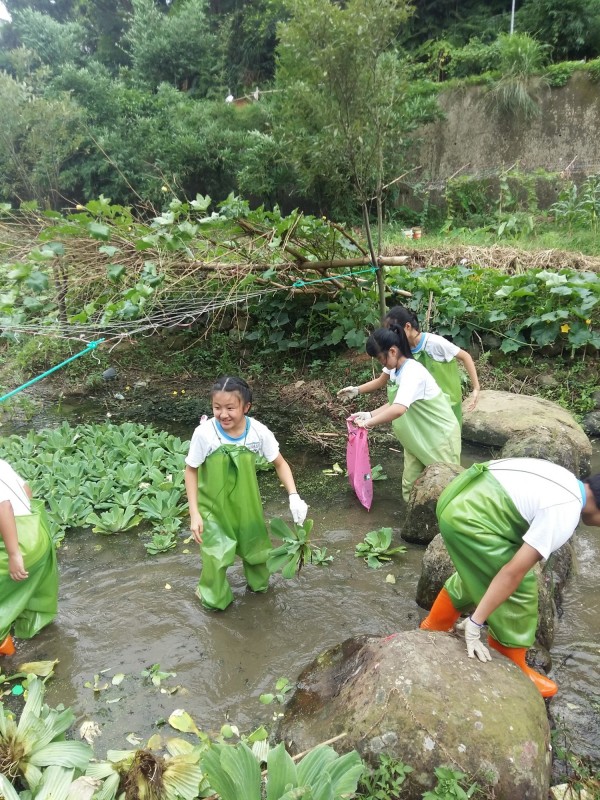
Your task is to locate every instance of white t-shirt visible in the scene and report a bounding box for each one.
[185,417,280,468]
[488,458,583,560]
[0,459,31,516]
[383,359,441,408]
[412,332,460,362]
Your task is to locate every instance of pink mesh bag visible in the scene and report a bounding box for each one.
[346,419,373,511]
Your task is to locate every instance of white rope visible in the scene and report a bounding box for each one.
[0,286,285,342]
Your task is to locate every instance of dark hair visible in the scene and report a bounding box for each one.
[366,325,413,360]
[211,376,252,405]
[585,474,600,507]
[384,305,420,332]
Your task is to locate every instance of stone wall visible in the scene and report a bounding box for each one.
[418,72,600,183]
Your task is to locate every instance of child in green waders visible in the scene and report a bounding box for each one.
[349,325,461,501]
[0,459,58,657]
[184,376,308,611]
[338,306,480,425]
[420,458,600,699]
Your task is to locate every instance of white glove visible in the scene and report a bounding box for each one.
[289,493,308,525]
[337,386,359,401]
[455,617,492,663]
[349,411,372,429]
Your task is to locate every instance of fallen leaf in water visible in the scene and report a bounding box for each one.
[168,709,201,735]
[126,733,142,746]
[165,583,171,590]
[385,574,396,584]
[16,660,59,678]
[112,673,125,686]
[147,734,163,750]
[80,721,102,744]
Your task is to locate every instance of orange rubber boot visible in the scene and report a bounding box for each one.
[488,637,558,698]
[0,635,15,656]
[420,587,461,631]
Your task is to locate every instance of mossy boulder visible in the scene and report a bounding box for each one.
[277,632,552,800]
[462,390,591,476]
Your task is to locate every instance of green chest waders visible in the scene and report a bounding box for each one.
[437,462,538,648]
[387,382,461,502]
[197,444,272,610]
[413,350,463,425]
[0,500,59,641]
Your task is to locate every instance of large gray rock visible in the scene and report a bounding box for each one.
[415,533,453,610]
[277,632,552,800]
[462,390,591,476]
[581,410,600,438]
[402,462,464,545]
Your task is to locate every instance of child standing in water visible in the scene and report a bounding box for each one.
[349,325,461,501]
[338,306,480,425]
[184,376,308,611]
[0,459,58,656]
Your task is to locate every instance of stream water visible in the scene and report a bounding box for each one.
[2,396,600,771]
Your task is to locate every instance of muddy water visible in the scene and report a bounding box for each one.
[3,402,600,767]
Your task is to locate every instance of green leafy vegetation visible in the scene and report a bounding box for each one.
[267,518,333,578]
[355,527,407,569]
[0,421,188,544]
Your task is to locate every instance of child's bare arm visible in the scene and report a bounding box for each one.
[184,465,203,544]
[0,499,28,581]
[456,349,480,410]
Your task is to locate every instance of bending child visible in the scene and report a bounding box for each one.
[349,325,461,501]
[338,305,480,425]
[184,376,308,611]
[421,458,600,698]
[0,459,58,656]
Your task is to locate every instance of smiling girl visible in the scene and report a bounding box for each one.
[184,376,307,610]
[350,325,461,501]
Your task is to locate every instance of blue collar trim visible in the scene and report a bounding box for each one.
[215,417,250,442]
[577,480,586,507]
[411,332,426,354]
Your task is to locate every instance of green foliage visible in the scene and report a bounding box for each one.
[545,60,582,87]
[9,7,86,70]
[259,677,294,706]
[200,740,364,800]
[356,754,413,799]
[267,518,332,578]
[274,0,440,216]
[317,287,381,351]
[551,175,600,234]
[386,263,600,354]
[355,527,406,569]
[0,675,92,792]
[0,421,188,543]
[126,0,216,93]
[0,72,85,206]
[485,33,549,121]
[144,531,177,554]
[518,0,600,60]
[422,765,479,799]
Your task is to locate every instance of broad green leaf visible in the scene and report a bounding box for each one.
[88,222,111,240]
[266,742,297,800]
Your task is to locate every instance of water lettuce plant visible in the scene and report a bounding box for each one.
[267,518,333,578]
[201,740,364,800]
[0,675,92,791]
[144,532,177,555]
[355,527,407,569]
[0,422,189,546]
